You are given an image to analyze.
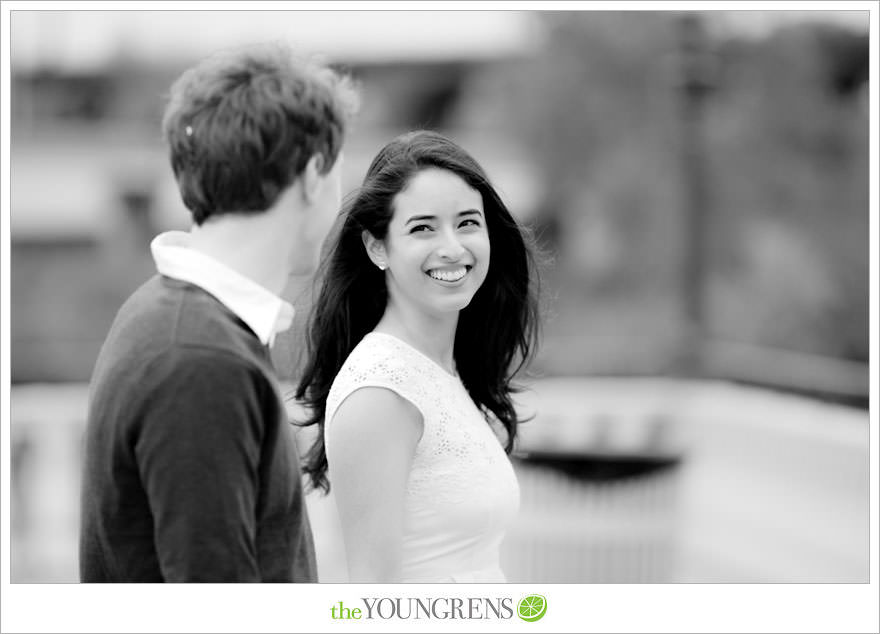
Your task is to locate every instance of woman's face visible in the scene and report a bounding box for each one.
[372,167,490,317]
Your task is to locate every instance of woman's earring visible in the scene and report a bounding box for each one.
[377,262,387,271]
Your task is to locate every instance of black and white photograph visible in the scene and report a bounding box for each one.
[1,3,877,633]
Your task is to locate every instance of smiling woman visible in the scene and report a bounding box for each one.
[294,130,540,582]
[362,167,491,318]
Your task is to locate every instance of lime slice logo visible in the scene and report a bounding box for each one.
[517,594,547,622]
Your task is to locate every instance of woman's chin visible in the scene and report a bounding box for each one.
[427,293,476,315]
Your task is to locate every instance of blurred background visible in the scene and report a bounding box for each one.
[8,9,871,583]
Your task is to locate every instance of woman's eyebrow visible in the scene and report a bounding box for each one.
[404,214,436,225]
[404,209,483,225]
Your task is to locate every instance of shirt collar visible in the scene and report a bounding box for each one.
[150,230,294,347]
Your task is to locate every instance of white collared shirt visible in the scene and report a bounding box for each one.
[150,231,294,348]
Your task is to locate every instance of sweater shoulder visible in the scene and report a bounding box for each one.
[91,276,270,390]
[108,275,263,358]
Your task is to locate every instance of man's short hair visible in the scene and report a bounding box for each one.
[162,43,358,225]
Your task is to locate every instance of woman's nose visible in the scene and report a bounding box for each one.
[436,230,466,261]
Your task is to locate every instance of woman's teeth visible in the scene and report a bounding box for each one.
[428,267,468,282]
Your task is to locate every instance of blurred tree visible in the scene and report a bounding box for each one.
[707,21,868,361]
[453,11,868,378]
[453,12,691,374]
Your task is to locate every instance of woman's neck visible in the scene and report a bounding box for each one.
[374,301,459,376]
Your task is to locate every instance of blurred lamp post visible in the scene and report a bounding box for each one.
[675,13,717,376]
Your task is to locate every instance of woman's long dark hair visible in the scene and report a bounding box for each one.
[295,130,539,493]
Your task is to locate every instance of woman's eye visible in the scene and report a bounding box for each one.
[459,219,481,228]
[409,224,432,233]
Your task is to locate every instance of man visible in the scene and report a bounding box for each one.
[79,44,357,582]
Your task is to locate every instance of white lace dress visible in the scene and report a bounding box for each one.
[324,332,520,583]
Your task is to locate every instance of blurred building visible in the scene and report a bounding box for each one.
[10,10,869,401]
[10,10,546,383]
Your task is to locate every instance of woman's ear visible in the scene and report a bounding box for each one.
[362,230,388,270]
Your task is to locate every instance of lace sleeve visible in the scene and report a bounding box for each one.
[325,341,431,439]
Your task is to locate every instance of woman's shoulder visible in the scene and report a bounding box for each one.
[327,333,428,415]
[334,332,416,384]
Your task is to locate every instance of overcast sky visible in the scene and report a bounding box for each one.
[10,11,541,71]
[10,9,868,73]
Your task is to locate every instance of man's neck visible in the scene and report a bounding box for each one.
[187,213,291,296]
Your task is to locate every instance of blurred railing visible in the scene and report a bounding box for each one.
[703,339,869,406]
[504,377,868,583]
[9,377,869,583]
[503,456,681,583]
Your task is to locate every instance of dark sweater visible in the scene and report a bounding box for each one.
[79,275,316,582]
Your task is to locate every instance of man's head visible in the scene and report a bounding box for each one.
[162,43,357,230]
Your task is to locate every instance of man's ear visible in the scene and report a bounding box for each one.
[302,153,326,204]
[362,230,388,270]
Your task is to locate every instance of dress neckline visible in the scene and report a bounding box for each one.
[366,331,459,380]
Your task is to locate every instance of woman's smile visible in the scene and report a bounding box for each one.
[426,265,472,284]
